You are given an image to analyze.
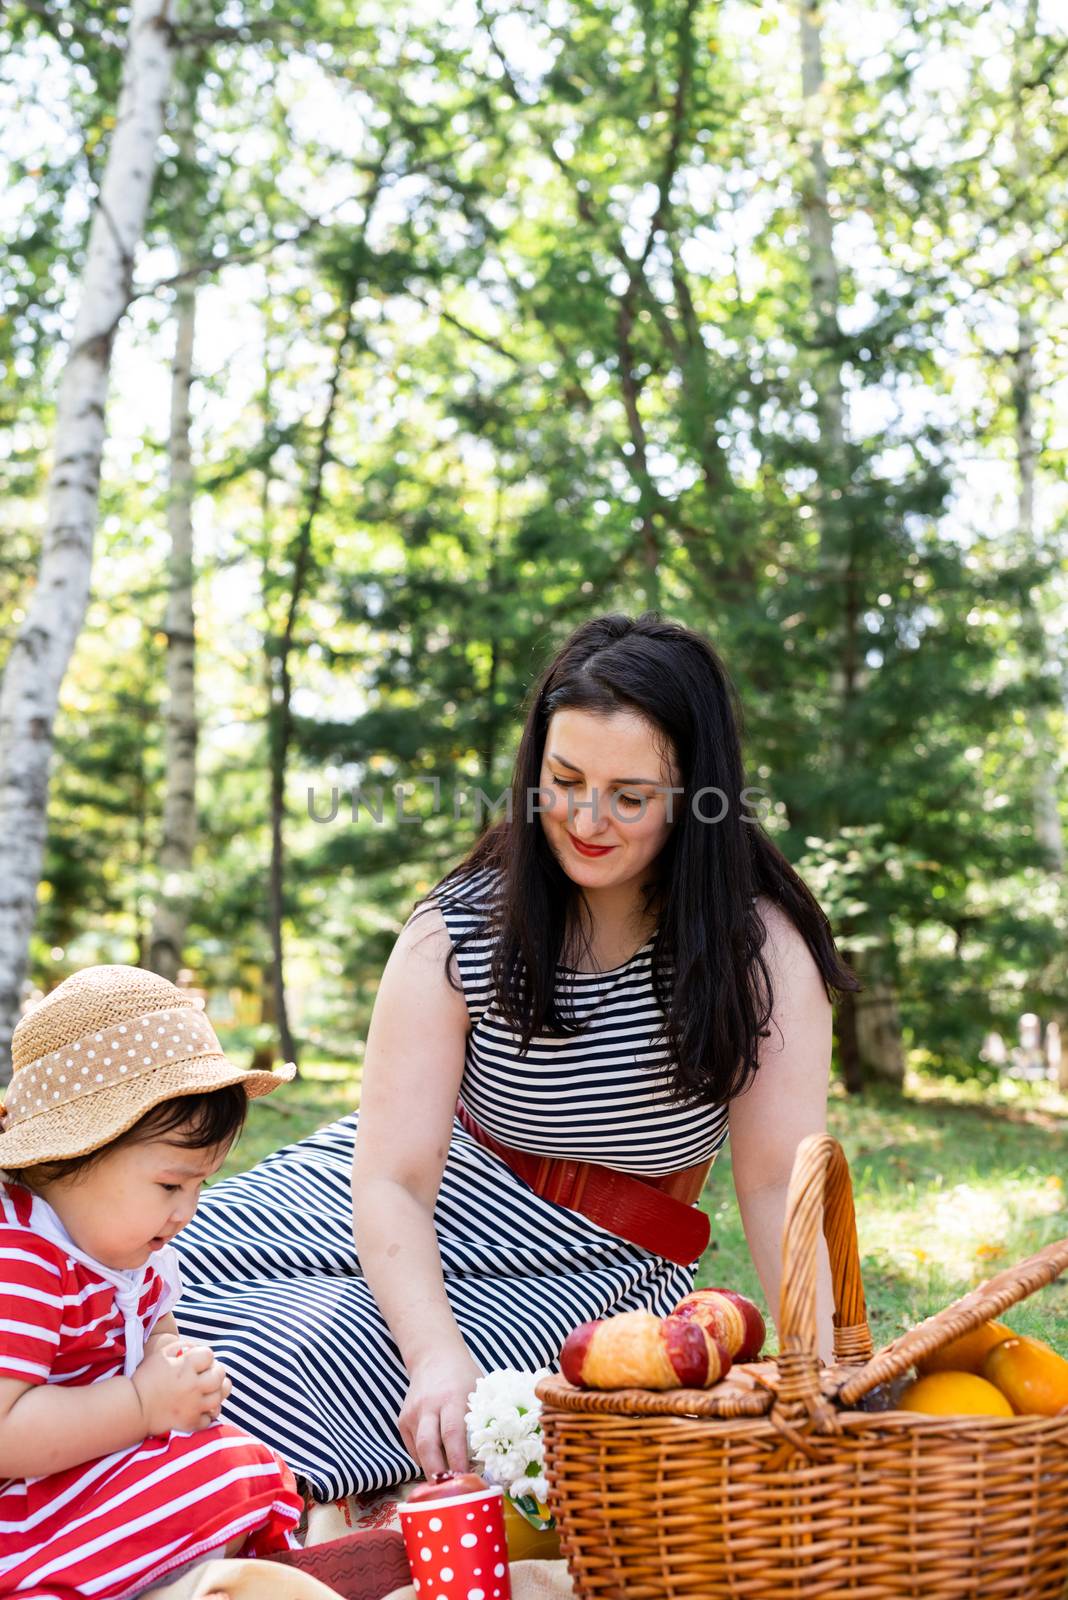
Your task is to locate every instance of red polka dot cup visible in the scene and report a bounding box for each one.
[401,1473,512,1600]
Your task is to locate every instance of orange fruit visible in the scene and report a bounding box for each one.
[917,1320,1014,1376]
[898,1371,1014,1417]
[982,1336,1068,1416]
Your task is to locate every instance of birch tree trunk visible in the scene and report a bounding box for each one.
[0,0,177,1080]
[797,0,903,1088]
[148,64,199,983]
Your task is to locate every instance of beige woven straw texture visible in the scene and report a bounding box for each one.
[539,1134,1068,1599]
[1,965,293,1168]
[14,965,200,1066]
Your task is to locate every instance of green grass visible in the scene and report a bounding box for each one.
[698,1073,1068,1352]
[222,1052,1068,1355]
[220,1056,362,1177]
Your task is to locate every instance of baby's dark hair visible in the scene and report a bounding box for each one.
[10,1084,248,1191]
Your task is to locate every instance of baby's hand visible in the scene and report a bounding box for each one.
[144,1327,182,1356]
[132,1342,233,1435]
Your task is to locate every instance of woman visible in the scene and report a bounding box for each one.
[173,612,856,1500]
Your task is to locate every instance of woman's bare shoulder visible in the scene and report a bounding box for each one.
[367,901,469,1057]
[398,865,501,968]
[753,895,826,994]
[395,900,455,963]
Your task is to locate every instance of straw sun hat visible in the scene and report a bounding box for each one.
[0,965,294,1170]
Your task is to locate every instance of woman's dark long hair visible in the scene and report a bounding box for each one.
[424,612,858,1107]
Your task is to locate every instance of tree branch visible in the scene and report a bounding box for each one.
[635,0,697,273]
[130,191,378,300]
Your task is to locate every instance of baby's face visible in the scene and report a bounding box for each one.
[37,1136,230,1269]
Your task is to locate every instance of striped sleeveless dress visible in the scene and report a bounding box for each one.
[172,867,729,1501]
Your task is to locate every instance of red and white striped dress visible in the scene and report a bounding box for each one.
[0,1183,302,1600]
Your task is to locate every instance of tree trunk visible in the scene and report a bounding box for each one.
[0,0,177,1080]
[798,0,904,1090]
[1014,303,1063,871]
[266,294,358,1072]
[836,990,863,1095]
[481,490,503,789]
[134,684,152,967]
[854,979,906,1087]
[797,0,866,734]
[1011,0,1064,874]
[798,0,846,469]
[148,64,200,984]
[1045,1020,1063,1090]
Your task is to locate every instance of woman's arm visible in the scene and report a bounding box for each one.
[728,899,836,1362]
[352,902,478,1475]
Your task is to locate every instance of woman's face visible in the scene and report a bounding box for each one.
[538,707,682,892]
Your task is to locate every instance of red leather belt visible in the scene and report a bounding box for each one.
[456,1101,713,1269]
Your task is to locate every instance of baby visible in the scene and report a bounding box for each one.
[0,964,305,1599]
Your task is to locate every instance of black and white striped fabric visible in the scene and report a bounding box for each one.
[172,869,730,1501]
[449,867,729,1173]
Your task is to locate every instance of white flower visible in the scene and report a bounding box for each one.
[466,1367,549,1499]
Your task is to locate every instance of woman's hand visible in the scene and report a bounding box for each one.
[399,1344,482,1477]
[132,1342,233,1435]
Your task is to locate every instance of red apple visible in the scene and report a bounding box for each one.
[407,1471,489,1503]
[672,1287,765,1362]
[708,1287,766,1361]
[662,1315,732,1387]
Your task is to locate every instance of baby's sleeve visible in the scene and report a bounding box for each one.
[0,1227,64,1385]
[145,1243,183,1332]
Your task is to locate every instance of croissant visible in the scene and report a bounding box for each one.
[560,1309,731,1391]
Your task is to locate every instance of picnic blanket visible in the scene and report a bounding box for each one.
[148,1558,338,1600]
[146,1556,575,1600]
[382,1563,574,1599]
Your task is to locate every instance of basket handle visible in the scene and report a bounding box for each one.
[836,1235,1068,1408]
[774,1133,873,1419]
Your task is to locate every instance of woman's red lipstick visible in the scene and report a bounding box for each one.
[568,832,615,857]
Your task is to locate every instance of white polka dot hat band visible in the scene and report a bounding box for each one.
[5,1007,228,1119]
[0,964,294,1169]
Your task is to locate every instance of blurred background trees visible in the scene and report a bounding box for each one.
[1,0,1064,1089]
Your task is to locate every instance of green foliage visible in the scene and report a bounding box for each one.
[701,1074,1068,1348]
[2,0,1064,1077]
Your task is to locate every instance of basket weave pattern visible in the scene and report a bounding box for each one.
[539,1135,1068,1599]
[0,965,292,1167]
[12,965,202,1067]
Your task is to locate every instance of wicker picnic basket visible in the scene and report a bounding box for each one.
[538,1133,1068,1599]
